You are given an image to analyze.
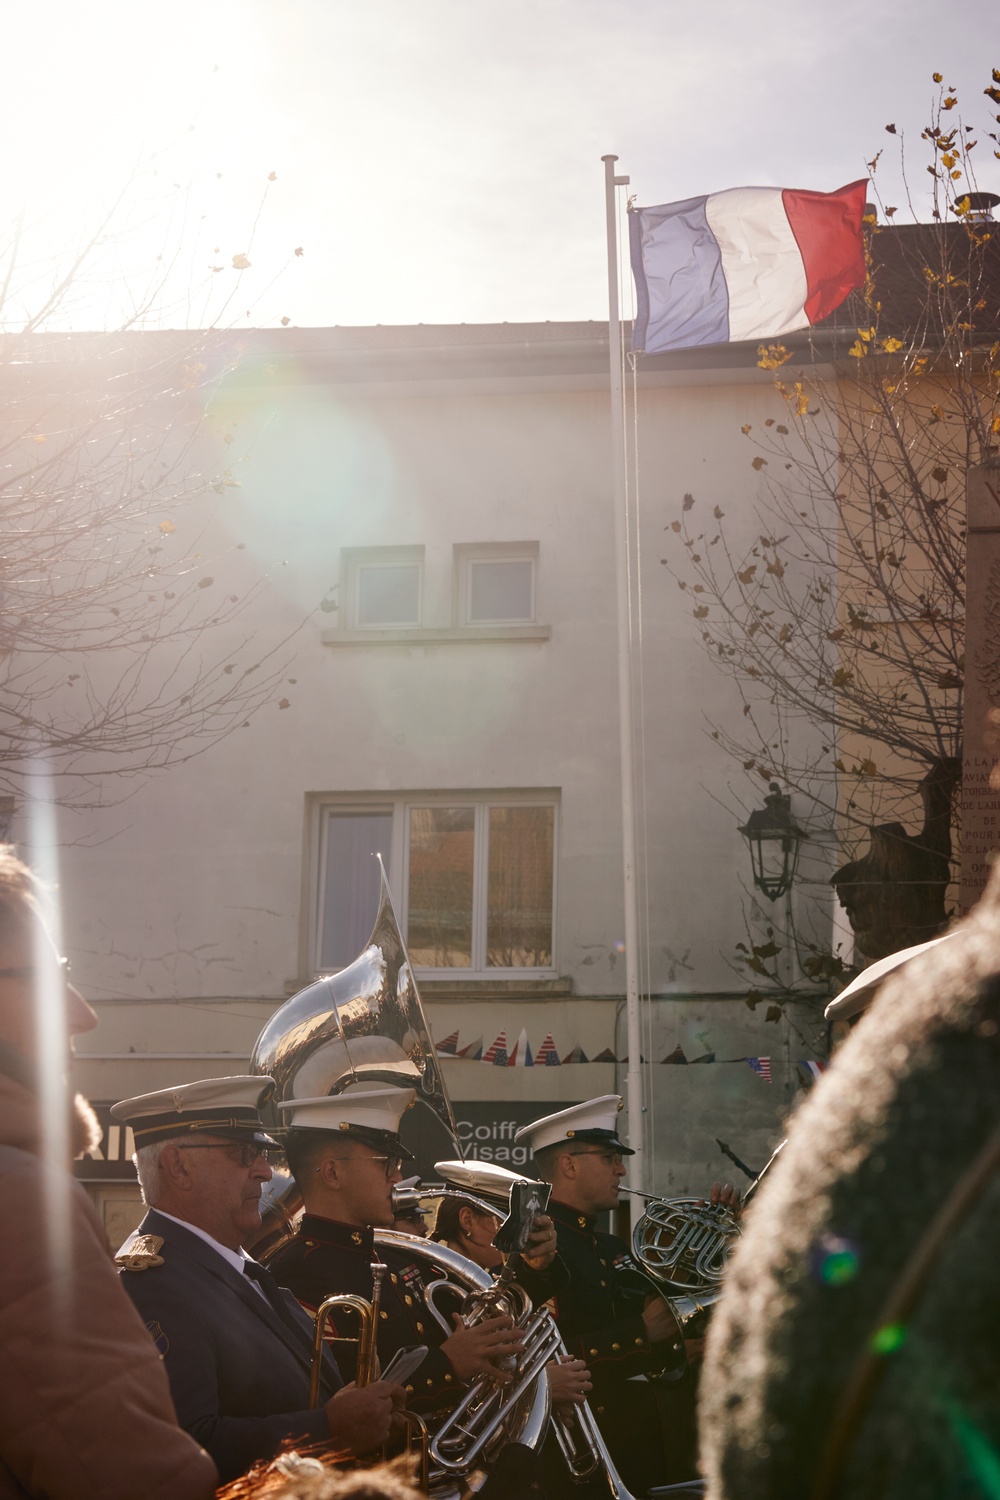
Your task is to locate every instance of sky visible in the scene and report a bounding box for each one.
[1,0,998,330]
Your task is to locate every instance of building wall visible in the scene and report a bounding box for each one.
[9,328,831,1229]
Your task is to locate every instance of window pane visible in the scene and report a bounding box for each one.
[319,811,393,971]
[487,806,554,967]
[407,807,474,967]
[468,559,533,623]
[357,565,420,626]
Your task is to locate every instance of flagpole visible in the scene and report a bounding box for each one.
[602,153,646,1199]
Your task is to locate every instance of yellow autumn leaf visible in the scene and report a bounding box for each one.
[158,520,177,535]
[991,415,1000,435]
[281,316,291,326]
[757,343,793,370]
[880,337,904,353]
[741,423,752,435]
[933,72,943,82]
[943,96,957,110]
[232,253,251,270]
[752,456,767,470]
[31,433,46,444]
[848,341,866,359]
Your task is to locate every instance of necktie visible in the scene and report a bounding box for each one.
[243,1258,287,1313]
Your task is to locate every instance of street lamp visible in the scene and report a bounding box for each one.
[739,783,806,901]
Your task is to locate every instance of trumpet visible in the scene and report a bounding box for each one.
[308,1261,385,1407]
[309,1261,431,1487]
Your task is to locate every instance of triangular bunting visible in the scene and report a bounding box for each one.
[509,1027,533,1067]
[591,1047,618,1063]
[457,1034,482,1060]
[483,1030,509,1067]
[662,1044,688,1065]
[436,1029,459,1056]
[689,1052,716,1064]
[561,1044,590,1064]
[746,1056,772,1083]
[536,1033,561,1066]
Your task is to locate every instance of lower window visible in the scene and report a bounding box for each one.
[314,795,556,977]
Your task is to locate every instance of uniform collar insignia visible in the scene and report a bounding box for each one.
[116,1233,165,1271]
[299,1213,375,1253]
[549,1198,597,1234]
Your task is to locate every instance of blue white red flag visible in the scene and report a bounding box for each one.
[630,180,867,354]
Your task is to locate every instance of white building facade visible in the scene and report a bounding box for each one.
[14,323,834,1244]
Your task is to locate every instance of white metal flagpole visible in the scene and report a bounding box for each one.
[601,153,646,1197]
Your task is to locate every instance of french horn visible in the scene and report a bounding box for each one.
[631,1195,741,1295]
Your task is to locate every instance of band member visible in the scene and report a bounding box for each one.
[113,1076,405,1483]
[431,1192,593,1414]
[390,1175,431,1237]
[269,1086,541,1409]
[699,869,1000,1500]
[0,849,217,1500]
[514,1096,704,1493]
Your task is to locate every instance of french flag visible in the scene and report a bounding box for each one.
[630,180,867,355]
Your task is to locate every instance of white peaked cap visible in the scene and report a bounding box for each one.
[512,1094,634,1155]
[277,1084,417,1146]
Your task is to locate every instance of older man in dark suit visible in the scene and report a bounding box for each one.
[114,1076,406,1484]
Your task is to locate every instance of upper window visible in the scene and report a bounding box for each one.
[342,546,423,630]
[455,543,538,627]
[312,793,557,978]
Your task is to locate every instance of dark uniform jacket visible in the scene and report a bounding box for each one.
[545,1198,694,1493]
[118,1209,342,1483]
[269,1216,461,1411]
[270,1214,566,1415]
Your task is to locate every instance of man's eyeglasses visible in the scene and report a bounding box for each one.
[176,1141,273,1168]
[319,1153,403,1180]
[570,1149,625,1167]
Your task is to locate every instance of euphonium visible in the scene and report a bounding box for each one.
[380,1231,645,1500]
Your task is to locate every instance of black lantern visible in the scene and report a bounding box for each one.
[739,783,806,901]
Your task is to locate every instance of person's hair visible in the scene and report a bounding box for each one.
[283,1128,362,1187]
[218,1455,421,1500]
[431,1194,496,1244]
[134,1136,190,1205]
[531,1142,563,1183]
[0,847,46,952]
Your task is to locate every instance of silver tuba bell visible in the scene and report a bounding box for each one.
[250,856,458,1148]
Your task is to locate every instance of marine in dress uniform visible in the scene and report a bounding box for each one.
[112,1077,398,1483]
[269,1086,546,1415]
[515,1097,696,1496]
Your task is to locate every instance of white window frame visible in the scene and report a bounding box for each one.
[453,542,538,628]
[341,545,424,631]
[309,791,558,981]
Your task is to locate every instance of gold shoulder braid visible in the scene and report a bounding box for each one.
[116,1233,165,1271]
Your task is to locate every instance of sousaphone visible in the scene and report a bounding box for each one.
[250,856,459,1148]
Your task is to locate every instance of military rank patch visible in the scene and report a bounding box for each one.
[145,1320,169,1357]
[115,1233,165,1271]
